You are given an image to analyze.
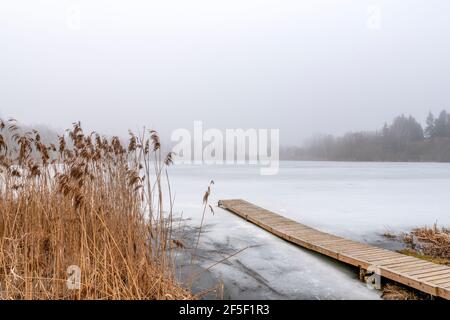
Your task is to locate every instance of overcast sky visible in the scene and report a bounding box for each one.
[1,0,449,145]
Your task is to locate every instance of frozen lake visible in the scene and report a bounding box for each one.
[169,161,450,300]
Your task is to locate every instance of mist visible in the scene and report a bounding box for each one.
[1,0,449,145]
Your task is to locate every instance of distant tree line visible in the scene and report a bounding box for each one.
[281,110,450,162]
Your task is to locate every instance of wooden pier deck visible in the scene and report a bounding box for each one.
[218,199,450,299]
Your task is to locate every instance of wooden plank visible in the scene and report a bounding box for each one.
[316,238,351,246]
[437,288,450,300]
[357,254,408,264]
[272,220,296,226]
[419,274,450,282]
[432,278,450,285]
[371,256,417,265]
[258,217,290,224]
[319,239,358,247]
[386,259,431,269]
[415,269,450,279]
[289,229,321,236]
[274,222,307,229]
[354,251,402,260]
[272,225,304,233]
[293,229,327,235]
[341,245,385,253]
[392,262,437,273]
[342,247,387,255]
[247,212,273,219]
[280,228,316,236]
[273,226,305,234]
[219,199,450,300]
[406,265,450,276]
[305,233,329,240]
[295,234,334,241]
[382,259,430,268]
[435,281,450,287]
[323,242,369,251]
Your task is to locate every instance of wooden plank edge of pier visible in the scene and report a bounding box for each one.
[218,199,450,300]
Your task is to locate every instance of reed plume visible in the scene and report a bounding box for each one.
[0,119,191,300]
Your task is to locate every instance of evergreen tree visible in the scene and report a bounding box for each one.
[424,111,435,138]
[434,110,450,138]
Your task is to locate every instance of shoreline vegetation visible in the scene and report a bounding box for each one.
[387,224,450,266]
[0,119,193,299]
[282,110,450,162]
[382,224,450,300]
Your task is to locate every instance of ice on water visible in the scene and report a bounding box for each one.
[169,162,450,299]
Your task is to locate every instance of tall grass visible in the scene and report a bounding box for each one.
[0,119,191,299]
[401,224,450,261]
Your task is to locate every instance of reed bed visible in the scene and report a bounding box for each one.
[0,119,192,299]
[383,224,450,263]
[400,224,450,262]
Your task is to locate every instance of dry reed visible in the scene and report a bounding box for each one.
[400,224,450,261]
[383,224,450,263]
[381,284,421,300]
[0,119,192,299]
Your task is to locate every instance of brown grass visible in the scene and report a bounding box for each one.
[399,224,450,262]
[383,224,450,264]
[381,284,421,300]
[0,119,192,300]
[397,249,450,266]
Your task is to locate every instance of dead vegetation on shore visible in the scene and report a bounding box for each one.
[381,283,422,300]
[0,119,192,299]
[381,224,450,300]
[383,224,450,265]
[400,224,450,263]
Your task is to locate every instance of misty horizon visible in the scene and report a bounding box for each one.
[1,1,450,145]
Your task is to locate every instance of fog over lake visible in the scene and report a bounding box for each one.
[1,1,450,145]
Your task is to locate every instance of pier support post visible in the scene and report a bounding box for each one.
[359,267,366,282]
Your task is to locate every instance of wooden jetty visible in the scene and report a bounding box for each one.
[218,199,450,299]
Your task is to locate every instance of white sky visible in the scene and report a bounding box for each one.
[1,0,449,144]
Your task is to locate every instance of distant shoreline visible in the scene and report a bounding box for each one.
[278,159,450,164]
